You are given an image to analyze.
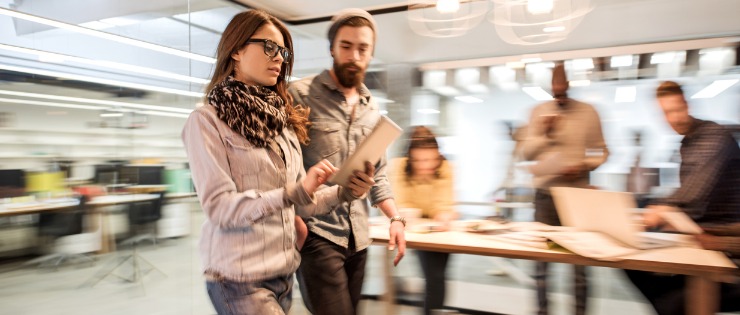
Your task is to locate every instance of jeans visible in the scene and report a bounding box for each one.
[206,274,293,315]
[297,232,368,315]
[533,190,588,315]
[417,250,451,315]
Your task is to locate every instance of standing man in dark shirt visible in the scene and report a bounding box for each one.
[643,81,740,227]
[628,81,740,315]
[288,8,406,315]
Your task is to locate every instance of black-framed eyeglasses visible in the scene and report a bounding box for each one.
[245,39,292,62]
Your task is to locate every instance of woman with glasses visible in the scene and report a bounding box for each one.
[390,126,457,315]
[182,10,372,315]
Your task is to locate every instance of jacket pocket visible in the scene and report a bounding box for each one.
[224,136,263,192]
[306,122,342,160]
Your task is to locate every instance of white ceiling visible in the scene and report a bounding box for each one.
[234,0,740,67]
[0,0,738,116]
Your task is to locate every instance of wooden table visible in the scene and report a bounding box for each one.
[164,192,197,200]
[0,198,80,217]
[123,185,169,194]
[370,224,738,315]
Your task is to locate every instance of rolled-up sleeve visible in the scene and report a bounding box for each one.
[369,153,394,206]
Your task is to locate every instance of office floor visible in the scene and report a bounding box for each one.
[0,202,671,315]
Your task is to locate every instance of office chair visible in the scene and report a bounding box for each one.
[83,192,166,290]
[27,196,100,269]
[121,191,164,247]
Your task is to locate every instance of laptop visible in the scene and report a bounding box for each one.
[550,187,687,250]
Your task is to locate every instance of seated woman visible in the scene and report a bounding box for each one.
[390,126,456,315]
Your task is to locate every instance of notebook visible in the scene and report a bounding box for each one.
[328,116,402,187]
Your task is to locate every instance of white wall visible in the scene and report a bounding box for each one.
[411,74,740,202]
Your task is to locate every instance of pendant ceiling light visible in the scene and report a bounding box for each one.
[489,0,593,45]
[408,0,489,38]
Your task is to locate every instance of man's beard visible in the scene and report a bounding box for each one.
[333,60,366,88]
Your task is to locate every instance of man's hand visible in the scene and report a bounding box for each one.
[540,114,561,138]
[294,216,308,251]
[348,161,375,198]
[643,205,676,229]
[388,220,406,266]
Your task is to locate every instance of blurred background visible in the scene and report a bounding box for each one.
[0,0,738,314]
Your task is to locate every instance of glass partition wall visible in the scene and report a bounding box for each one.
[0,1,238,314]
[0,1,738,314]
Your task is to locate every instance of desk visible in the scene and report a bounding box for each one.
[0,198,80,217]
[370,224,737,315]
[87,194,160,207]
[123,185,169,194]
[87,194,160,253]
[165,192,197,200]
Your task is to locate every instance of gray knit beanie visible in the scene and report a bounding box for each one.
[327,8,377,50]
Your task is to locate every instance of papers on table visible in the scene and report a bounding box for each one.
[488,230,642,260]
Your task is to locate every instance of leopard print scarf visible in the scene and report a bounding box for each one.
[208,76,287,148]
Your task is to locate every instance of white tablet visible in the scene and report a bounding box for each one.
[328,116,403,187]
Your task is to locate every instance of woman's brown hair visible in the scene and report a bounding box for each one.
[404,125,445,178]
[206,10,310,144]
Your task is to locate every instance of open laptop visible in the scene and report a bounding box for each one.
[550,187,687,250]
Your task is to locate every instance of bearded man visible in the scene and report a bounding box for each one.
[288,8,406,315]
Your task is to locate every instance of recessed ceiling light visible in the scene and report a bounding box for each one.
[454,96,484,103]
[614,86,637,103]
[465,84,489,94]
[691,79,738,99]
[417,108,441,114]
[610,55,633,68]
[0,90,193,113]
[431,86,461,96]
[100,112,124,118]
[572,58,594,70]
[0,44,209,84]
[650,52,675,64]
[522,87,553,101]
[0,64,204,98]
[569,80,591,87]
[0,7,215,64]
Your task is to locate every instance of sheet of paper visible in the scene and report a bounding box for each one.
[488,231,551,250]
[529,152,565,176]
[545,231,641,261]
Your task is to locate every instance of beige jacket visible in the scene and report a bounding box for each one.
[182,105,342,282]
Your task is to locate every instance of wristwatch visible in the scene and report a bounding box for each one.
[390,216,406,227]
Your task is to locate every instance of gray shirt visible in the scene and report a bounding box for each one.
[289,70,394,250]
[182,105,343,282]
